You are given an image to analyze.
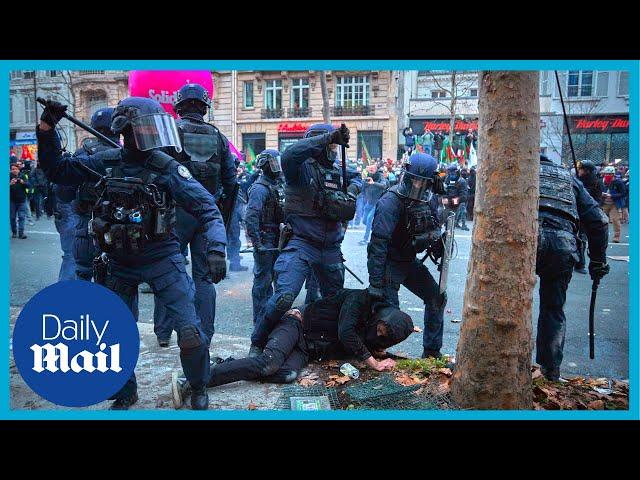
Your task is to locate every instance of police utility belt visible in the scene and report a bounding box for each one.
[89,175,176,255]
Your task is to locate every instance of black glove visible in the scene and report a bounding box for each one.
[207,251,227,284]
[367,284,385,301]
[40,100,67,127]
[589,261,610,281]
[329,123,350,148]
[430,232,447,261]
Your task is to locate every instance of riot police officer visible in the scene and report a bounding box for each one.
[153,83,237,346]
[536,155,609,381]
[72,107,120,281]
[248,123,359,356]
[37,97,228,410]
[366,152,447,359]
[574,160,603,274]
[443,163,469,230]
[244,149,284,325]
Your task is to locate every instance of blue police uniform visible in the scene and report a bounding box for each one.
[367,187,446,357]
[153,110,237,343]
[37,126,227,401]
[244,173,284,324]
[250,131,360,349]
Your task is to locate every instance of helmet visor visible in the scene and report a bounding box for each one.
[399,169,434,201]
[131,113,182,152]
[268,154,282,173]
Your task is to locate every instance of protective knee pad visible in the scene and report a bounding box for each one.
[275,292,295,313]
[178,325,203,351]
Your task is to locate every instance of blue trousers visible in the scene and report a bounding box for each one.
[105,253,211,399]
[226,202,243,266]
[10,200,28,235]
[251,238,345,348]
[535,229,578,371]
[382,258,446,355]
[363,203,376,242]
[252,244,279,325]
[54,201,79,282]
[155,208,215,342]
[352,194,365,226]
[73,211,98,281]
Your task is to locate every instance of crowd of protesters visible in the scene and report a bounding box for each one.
[9,149,50,239]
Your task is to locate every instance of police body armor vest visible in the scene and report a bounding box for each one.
[390,185,440,253]
[445,176,461,197]
[302,301,349,361]
[175,118,222,196]
[539,163,579,228]
[75,141,121,212]
[248,176,284,233]
[284,160,356,222]
[89,151,177,255]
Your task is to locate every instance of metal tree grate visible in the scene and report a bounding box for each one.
[344,374,458,410]
[275,384,341,410]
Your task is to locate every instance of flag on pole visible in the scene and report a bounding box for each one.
[245,144,256,172]
[360,134,372,165]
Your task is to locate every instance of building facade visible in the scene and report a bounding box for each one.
[211,70,400,164]
[401,70,630,166]
[70,70,129,148]
[10,70,76,159]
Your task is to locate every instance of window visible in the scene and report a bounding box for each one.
[244,81,254,108]
[431,90,447,99]
[10,71,21,80]
[356,130,383,163]
[469,88,478,98]
[265,79,282,110]
[336,75,369,107]
[23,71,35,80]
[540,71,549,96]
[242,133,266,168]
[48,70,58,77]
[24,96,35,124]
[87,92,107,118]
[82,70,105,75]
[290,78,309,109]
[567,70,593,97]
[9,97,13,123]
[617,71,629,97]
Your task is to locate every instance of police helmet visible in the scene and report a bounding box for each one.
[256,149,282,176]
[174,83,211,111]
[397,152,438,202]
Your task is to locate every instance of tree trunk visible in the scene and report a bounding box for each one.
[320,71,331,124]
[449,71,457,146]
[450,71,540,409]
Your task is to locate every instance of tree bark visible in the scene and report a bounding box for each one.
[320,71,331,124]
[450,71,540,409]
[449,71,457,145]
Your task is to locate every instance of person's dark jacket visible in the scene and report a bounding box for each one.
[302,288,378,361]
[433,133,444,150]
[467,171,476,196]
[10,171,31,203]
[363,173,387,205]
[600,176,626,209]
[444,174,468,203]
[33,167,48,192]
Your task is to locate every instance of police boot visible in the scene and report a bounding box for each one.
[171,371,191,409]
[248,344,263,358]
[541,366,561,382]
[19,231,27,239]
[190,387,209,410]
[140,283,153,294]
[158,337,170,348]
[109,392,139,410]
[422,349,441,359]
[574,265,587,274]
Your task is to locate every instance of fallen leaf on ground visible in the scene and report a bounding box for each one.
[532,369,543,380]
[328,375,351,385]
[248,402,257,410]
[395,373,425,387]
[437,368,452,376]
[298,373,319,387]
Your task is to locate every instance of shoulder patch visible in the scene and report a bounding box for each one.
[177,165,192,179]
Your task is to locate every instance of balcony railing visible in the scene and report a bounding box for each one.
[331,105,375,117]
[261,108,284,119]
[287,107,312,118]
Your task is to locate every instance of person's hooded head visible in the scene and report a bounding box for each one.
[364,306,414,352]
[303,123,337,168]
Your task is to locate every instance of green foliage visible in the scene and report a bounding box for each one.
[395,357,448,375]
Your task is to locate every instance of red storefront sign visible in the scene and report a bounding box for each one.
[278,122,310,133]
[422,119,478,132]
[570,115,629,133]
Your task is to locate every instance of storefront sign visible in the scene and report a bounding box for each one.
[418,119,478,133]
[277,122,310,133]
[570,115,629,133]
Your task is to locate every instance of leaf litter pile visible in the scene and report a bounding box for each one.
[293,357,629,410]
